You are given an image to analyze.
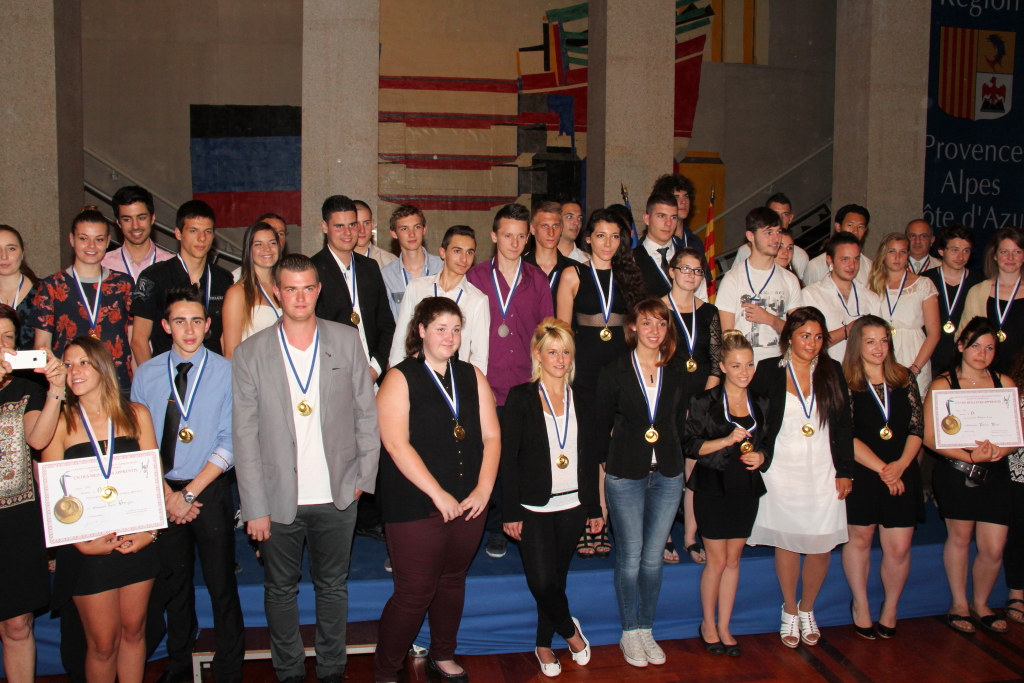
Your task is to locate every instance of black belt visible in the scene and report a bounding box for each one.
[946,458,988,485]
[165,478,193,492]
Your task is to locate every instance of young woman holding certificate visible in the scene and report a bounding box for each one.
[924,317,1017,634]
[43,336,160,683]
[841,316,925,639]
[961,226,1024,374]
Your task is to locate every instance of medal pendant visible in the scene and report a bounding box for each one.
[178,427,194,443]
[599,326,612,342]
[998,329,1008,343]
[645,426,659,443]
[297,400,313,417]
[880,425,893,441]
[350,311,361,326]
[890,326,897,337]
[740,441,753,454]
[943,320,956,334]
[801,423,815,437]
[556,454,569,469]
[498,323,510,338]
[941,414,961,435]
[90,332,101,340]
[54,496,83,524]
[100,485,118,503]
[686,357,697,373]
[453,424,466,440]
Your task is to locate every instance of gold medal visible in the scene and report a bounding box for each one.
[100,485,118,503]
[54,496,83,524]
[645,426,659,443]
[297,400,313,417]
[454,424,466,440]
[801,423,815,437]
[941,414,961,435]
[998,329,1007,342]
[178,427,194,443]
[890,326,897,337]
[686,357,697,373]
[943,320,956,334]
[880,425,893,440]
[599,326,612,341]
[740,441,753,454]
[556,454,569,469]
[350,311,361,325]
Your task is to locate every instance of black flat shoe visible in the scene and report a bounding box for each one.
[850,600,876,640]
[724,642,741,657]
[429,659,469,683]
[698,623,725,655]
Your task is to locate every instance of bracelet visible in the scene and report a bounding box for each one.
[147,530,159,542]
[47,391,65,402]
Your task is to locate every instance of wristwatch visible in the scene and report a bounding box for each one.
[183,490,196,505]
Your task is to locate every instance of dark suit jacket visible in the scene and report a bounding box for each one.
[311,248,396,372]
[595,352,688,479]
[673,229,712,285]
[682,386,773,497]
[749,356,856,479]
[634,238,672,298]
[499,382,602,523]
[522,250,580,309]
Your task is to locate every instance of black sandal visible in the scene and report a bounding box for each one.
[685,543,707,564]
[946,612,974,633]
[1006,598,1024,624]
[594,529,612,557]
[576,532,595,560]
[971,608,1008,633]
[663,540,680,564]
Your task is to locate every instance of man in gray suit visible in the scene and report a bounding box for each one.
[233,253,380,683]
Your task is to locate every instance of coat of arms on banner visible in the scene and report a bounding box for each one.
[938,27,1015,120]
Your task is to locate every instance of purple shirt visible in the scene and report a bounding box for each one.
[466,258,553,405]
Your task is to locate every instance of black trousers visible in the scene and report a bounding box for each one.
[148,476,245,681]
[1007,481,1024,591]
[518,505,588,647]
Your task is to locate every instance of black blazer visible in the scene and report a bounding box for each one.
[500,382,602,523]
[595,352,688,479]
[522,250,581,309]
[311,248,396,372]
[749,356,856,479]
[682,386,773,497]
[633,238,672,298]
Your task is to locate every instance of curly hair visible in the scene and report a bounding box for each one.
[581,209,647,306]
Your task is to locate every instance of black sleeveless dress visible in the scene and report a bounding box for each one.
[932,371,1012,525]
[50,437,160,610]
[572,265,629,394]
[668,301,723,409]
[986,296,1024,375]
[925,269,983,376]
[846,382,925,528]
[379,357,484,524]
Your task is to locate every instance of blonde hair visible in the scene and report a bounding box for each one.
[868,232,910,295]
[63,336,140,440]
[719,329,753,360]
[530,317,576,384]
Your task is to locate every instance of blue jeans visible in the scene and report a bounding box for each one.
[605,470,684,631]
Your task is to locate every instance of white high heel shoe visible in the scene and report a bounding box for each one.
[780,606,800,649]
[798,601,820,646]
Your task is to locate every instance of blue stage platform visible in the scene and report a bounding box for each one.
[19,502,1009,677]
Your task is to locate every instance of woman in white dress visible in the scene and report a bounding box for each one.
[868,232,941,395]
[220,220,282,359]
[748,306,855,649]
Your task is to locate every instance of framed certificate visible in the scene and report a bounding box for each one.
[37,449,167,548]
[931,388,1024,451]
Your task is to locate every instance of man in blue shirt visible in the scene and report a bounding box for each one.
[380,203,444,320]
[132,287,243,683]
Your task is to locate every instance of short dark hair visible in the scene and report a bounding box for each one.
[745,206,781,234]
[353,200,372,216]
[111,186,155,218]
[389,204,426,233]
[321,195,357,222]
[765,192,792,208]
[645,192,678,215]
[557,195,582,208]
[0,304,20,338]
[255,212,285,225]
[824,231,862,259]
[651,173,695,200]
[531,200,562,222]
[441,225,476,250]
[835,204,870,226]
[273,253,320,287]
[492,203,530,232]
[936,224,975,251]
[71,206,110,236]
[176,199,216,229]
[405,297,464,358]
[605,203,633,229]
[163,286,207,320]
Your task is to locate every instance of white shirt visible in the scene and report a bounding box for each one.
[278,332,333,505]
[908,254,941,275]
[522,393,580,513]
[716,261,803,366]
[329,249,382,376]
[389,273,490,373]
[734,243,810,280]
[643,237,709,299]
[568,246,590,263]
[791,277,882,361]
[803,252,873,286]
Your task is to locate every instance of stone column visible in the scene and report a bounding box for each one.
[301,0,380,256]
[832,0,931,252]
[587,0,676,224]
[0,0,83,274]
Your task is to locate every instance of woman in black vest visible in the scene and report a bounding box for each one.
[924,316,1016,634]
[374,297,501,683]
[501,318,602,677]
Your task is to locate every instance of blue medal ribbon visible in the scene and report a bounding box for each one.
[667,294,697,358]
[744,260,776,303]
[167,348,209,424]
[722,390,757,437]
[434,283,464,304]
[994,275,1022,331]
[424,360,459,421]
[491,257,522,324]
[258,283,281,319]
[835,280,861,318]
[78,405,115,480]
[631,351,663,426]
[786,362,816,424]
[1,274,24,308]
[71,267,103,334]
[121,246,157,283]
[868,381,890,425]
[940,266,967,322]
[539,383,571,453]
[279,325,319,397]
[589,261,615,325]
[885,270,908,325]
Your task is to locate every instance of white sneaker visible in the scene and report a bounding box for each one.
[797,601,820,646]
[569,617,591,666]
[636,628,666,665]
[619,630,648,667]
[535,648,561,677]
[780,606,800,649]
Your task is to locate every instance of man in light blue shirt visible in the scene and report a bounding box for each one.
[380,204,443,320]
[131,286,243,683]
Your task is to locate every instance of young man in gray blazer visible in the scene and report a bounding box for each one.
[233,253,380,683]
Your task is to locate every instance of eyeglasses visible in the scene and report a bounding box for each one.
[673,265,705,276]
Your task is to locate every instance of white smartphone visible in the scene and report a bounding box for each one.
[5,350,46,370]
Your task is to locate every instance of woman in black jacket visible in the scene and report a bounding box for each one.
[683,330,772,657]
[595,298,687,668]
[501,318,603,678]
[748,306,855,650]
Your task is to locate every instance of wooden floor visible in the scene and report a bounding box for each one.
[23,613,1024,683]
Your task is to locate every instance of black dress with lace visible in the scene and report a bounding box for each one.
[846,380,926,528]
[668,300,722,410]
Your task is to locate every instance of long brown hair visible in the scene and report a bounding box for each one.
[624,298,676,366]
[983,226,1024,280]
[239,221,281,334]
[842,315,911,391]
[0,225,39,286]
[581,209,647,306]
[868,232,910,295]
[62,336,139,439]
[404,297,464,358]
[779,307,845,427]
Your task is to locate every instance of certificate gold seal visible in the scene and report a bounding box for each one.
[801,423,815,437]
[740,441,753,454]
[297,400,313,417]
[880,426,893,440]
[178,427,194,443]
[100,485,118,503]
[556,454,569,469]
[943,320,956,334]
[350,311,361,326]
[686,358,697,373]
[599,326,612,342]
[453,424,466,440]
[645,427,659,443]
[941,414,962,435]
[54,496,83,524]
